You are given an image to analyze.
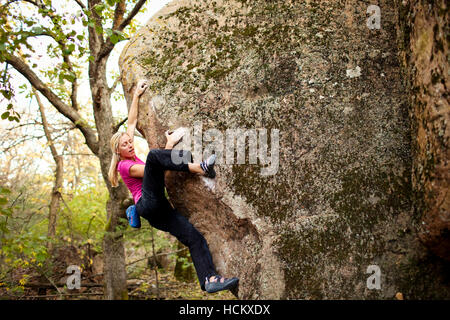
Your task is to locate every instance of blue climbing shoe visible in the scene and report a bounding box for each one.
[205,275,239,293]
[126,205,141,228]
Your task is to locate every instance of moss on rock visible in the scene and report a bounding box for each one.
[119,0,450,298]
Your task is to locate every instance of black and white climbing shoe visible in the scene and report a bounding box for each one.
[205,275,239,293]
[200,154,216,178]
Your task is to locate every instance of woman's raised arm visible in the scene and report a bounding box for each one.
[126,79,148,141]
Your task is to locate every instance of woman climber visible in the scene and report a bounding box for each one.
[107,79,239,294]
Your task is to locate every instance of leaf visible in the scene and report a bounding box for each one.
[0,187,11,194]
[110,33,118,44]
[63,72,76,82]
[105,28,113,37]
[31,26,43,34]
[114,30,126,41]
[1,111,9,119]
[68,43,75,53]
[94,4,106,15]
[95,25,103,34]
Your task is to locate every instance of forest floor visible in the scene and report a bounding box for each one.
[1,232,237,300]
[127,270,237,300]
[0,267,236,300]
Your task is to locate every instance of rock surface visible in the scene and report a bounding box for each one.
[396,0,449,261]
[119,0,450,299]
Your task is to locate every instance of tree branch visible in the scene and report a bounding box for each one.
[73,0,86,10]
[65,54,80,111]
[34,88,59,160]
[113,117,127,133]
[21,0,39,7]
[116,0,147,32]
[109,74,122,95]
[87,0,105,55]
[5,54,99,155]
[14,4,81,112]
[112,0,126,30]
[98,0,146,60]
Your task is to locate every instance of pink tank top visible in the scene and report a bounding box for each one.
[117,155,145,204]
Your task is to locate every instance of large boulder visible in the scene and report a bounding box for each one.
[119,0,450,299]
[396,0,449,262]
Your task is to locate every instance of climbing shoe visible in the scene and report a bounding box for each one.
[200,154,216,178]
[205,275,239,293]
[126,205,141,228]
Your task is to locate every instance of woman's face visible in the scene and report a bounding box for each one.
[118,134,135,159]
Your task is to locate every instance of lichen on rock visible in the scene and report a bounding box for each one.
[119,0,450,299]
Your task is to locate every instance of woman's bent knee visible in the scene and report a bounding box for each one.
[147,149,158,162]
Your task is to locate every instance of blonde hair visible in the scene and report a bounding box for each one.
[108,131,128,187]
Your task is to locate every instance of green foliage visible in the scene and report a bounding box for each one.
[0,182,108,295]
[0,0,145,121]
[0,185,50,294]
[57,186,108,253]
[0,186,12,237]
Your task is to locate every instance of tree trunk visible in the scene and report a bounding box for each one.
[48,155,63,253]
[174,241,195,282]
[102,190,129,300]
[4,0,150,301]
[88,54,130,299]
[35,89,64,254]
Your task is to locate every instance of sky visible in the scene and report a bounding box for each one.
[1,0,171,175]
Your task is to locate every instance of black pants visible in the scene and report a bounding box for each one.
[135,148,217,290]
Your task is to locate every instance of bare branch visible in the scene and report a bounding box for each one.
[21,0,39,7]
[4,121,41,130]
[64,54,80,111]
[98,0,146,60]
[73,0,86,10]
[33,88,59,160]
[29,32,80,112]
[109,74,122,94]
[112,0,126,30]
[113,117,127,133]
[62,152,97,156]
[0,0,21,9]
[87,0,105,54]
[5,54,99,155]
[116,0,147,32]
[1,134,46,153]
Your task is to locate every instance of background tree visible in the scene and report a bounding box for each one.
[34,88,66,254]
[0,0,147,299]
